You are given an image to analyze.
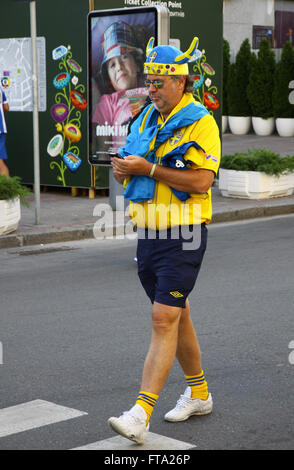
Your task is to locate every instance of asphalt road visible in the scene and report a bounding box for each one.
[0,215,293,450]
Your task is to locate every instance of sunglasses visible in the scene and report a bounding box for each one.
[144,79,165,89]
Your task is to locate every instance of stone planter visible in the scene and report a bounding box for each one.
[275,118,294,137]
[228,116,251,135]
[219,169,294,199]
[252,117,275,136]
[0,197,21,235]
[222,115,228,134]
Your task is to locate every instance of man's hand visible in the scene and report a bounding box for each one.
[111,155,152,178]
[111,155,214,194]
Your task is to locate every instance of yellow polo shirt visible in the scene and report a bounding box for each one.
[128,93,221,230]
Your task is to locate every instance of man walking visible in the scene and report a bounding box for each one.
[0,87,9,176]
[109,36,221,444]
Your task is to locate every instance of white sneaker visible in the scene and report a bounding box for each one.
[108,404,149,444]
[164,387,213,422]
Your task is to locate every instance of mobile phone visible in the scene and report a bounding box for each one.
[108,152,123,159]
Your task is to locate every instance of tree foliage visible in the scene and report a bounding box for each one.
[247,39,276,118]
[228,39,253,116]
[272,41,294,118]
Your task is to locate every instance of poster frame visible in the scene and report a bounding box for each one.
[87,6,170,166]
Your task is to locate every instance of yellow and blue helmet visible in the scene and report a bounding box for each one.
[144,37,201,76]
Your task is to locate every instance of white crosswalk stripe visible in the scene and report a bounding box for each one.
[72,432,196,450]
[0,399,87,438]
[0,399,195,450]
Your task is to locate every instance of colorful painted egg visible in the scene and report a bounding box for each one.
[50,103,69,123]
[52,45,68,61]
[70,90,87,110]
[63,152,82,172]
[47,134,63,157]
[203,91,220,110]
[188,49,202,62]
[67,58,82,73]
[53,72,71,90]
[64,123,81,143]
[202,63,215,76]
[193,74,204,90]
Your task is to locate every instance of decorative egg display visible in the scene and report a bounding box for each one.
[193,74,204,90]
[47,134,63,157]
[52,45,68,61]
[64,123,81,143]
[50,103,69,123]
[70,90,87,110]
[201,63,215,76]
[63,152,82,172]
[67,58,82,73]
[203,91,220,110]
[53,72,71,90]
[188,49,202,62]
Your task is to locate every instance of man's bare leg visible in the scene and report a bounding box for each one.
[176,298,203,375]
[0,160,9,177]
[140,301,182,395]
[163,298,212,422]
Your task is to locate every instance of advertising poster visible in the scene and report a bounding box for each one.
[90,0,223,166]
[88,8,160,165]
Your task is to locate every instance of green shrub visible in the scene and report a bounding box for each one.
[228,39,253,116]
[272,41,294,118]
[222,39,231,115]
[247,39,276,118]
[0,175,31,206]
[220,148,294,176]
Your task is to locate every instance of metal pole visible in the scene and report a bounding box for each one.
[30,0,40,225]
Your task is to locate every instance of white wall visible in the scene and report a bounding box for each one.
[223,0,275,60]
[275,0,294,12]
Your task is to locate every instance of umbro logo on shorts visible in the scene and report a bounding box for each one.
[169,291,184,298]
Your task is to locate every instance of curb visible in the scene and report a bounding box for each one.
[211,203,294,224]
[0,204,294,249]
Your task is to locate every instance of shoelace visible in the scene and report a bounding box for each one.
[175,394,193,409]
[121,411,145,425]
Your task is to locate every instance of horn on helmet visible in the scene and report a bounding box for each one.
[174,37,199,64]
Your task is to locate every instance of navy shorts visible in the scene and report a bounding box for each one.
[0,134,8,159]
[136,224,208,308]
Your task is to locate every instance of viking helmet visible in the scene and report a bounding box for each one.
[144,37,201,75]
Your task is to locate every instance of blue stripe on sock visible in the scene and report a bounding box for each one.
[186,374,205,386]
[138,394,157,407]
[138,397,156,408]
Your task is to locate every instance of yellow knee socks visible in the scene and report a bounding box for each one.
[136,391,159,424]
[185,370,209,400]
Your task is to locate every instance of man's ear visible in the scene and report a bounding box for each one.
[180,76,187,91]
